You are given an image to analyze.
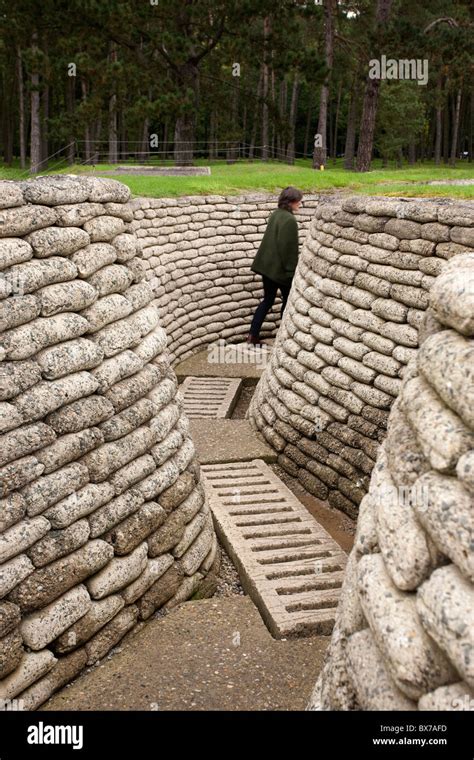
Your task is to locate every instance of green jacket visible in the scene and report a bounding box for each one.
[251,208,299,286]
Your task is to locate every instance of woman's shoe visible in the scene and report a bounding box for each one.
[246,333,265,346]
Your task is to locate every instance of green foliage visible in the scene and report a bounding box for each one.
[376,82,427,162]
[0,0,472,169]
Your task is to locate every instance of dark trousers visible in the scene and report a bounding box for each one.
[249,274,291,338]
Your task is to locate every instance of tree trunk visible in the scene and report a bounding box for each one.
[66,74,75,164]
[2,74,13,166]
[174,114,195,165]
[356,78,379,172]
[328,93,333,159]
[443,91,450,163]
[208,110,217,159]
[356,0,394,172]
[163,120,169,160]
[30,32,42,174]
[249,69,263,159]
[313,0,336,168]
[303,99,312,158]
[141,116,150,161]
[174,62,199,165]
[93,118,102,163]
[469,87,473,162]
[226,79,240,163]
[277,78,287,160]
[344,86,357,169]
[434,73,443,165]
[108,92,118,163]
[120,111,128,161]
[40,35,49,170]
[435,107,443,164]
[450,87,462,166]
[81,78,92,163]
[286,74,299,164]
[233,80,240,161]
[313,83,329,166]
[270,52,276,158]
[332,81,342,162]
[16,48,26,169]
[262,16,271,161]
[108,45,118,163]
[41,83,49,169]
[408,141,416,164]
[420,126,426,162]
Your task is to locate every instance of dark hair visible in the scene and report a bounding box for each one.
[278,186,303,212]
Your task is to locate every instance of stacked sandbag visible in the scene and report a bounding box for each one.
[130,193,319,363]
[307,241,474,711]
[0,176,218,710]
[248,196,474,520]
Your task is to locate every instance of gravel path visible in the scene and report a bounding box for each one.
[215,548,244,597]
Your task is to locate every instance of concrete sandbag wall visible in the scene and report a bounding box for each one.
[243,194,473,710]
[309,253,474,710]
[130,193,319,363]
[248,196,474,520]
[0,176,217,710]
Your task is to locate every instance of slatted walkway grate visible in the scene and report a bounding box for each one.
[179,376,242,418]
[201,459,347,638]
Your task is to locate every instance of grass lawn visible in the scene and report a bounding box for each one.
[2,157,474,199]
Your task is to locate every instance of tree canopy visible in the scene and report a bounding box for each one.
[0,0,472,172]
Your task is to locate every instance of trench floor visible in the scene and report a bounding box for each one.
[43,596,327,711]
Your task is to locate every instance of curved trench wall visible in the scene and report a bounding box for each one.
[310,252,474,711]
[0,176,217,710]
[245,195,473,710]
[248,196,474,520]
[130,193,319,363]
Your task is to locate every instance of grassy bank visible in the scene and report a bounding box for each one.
[1,158,474,199]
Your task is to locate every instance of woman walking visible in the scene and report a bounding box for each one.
[247,186,303,345]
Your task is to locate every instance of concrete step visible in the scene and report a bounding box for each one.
[201,459,348,639]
